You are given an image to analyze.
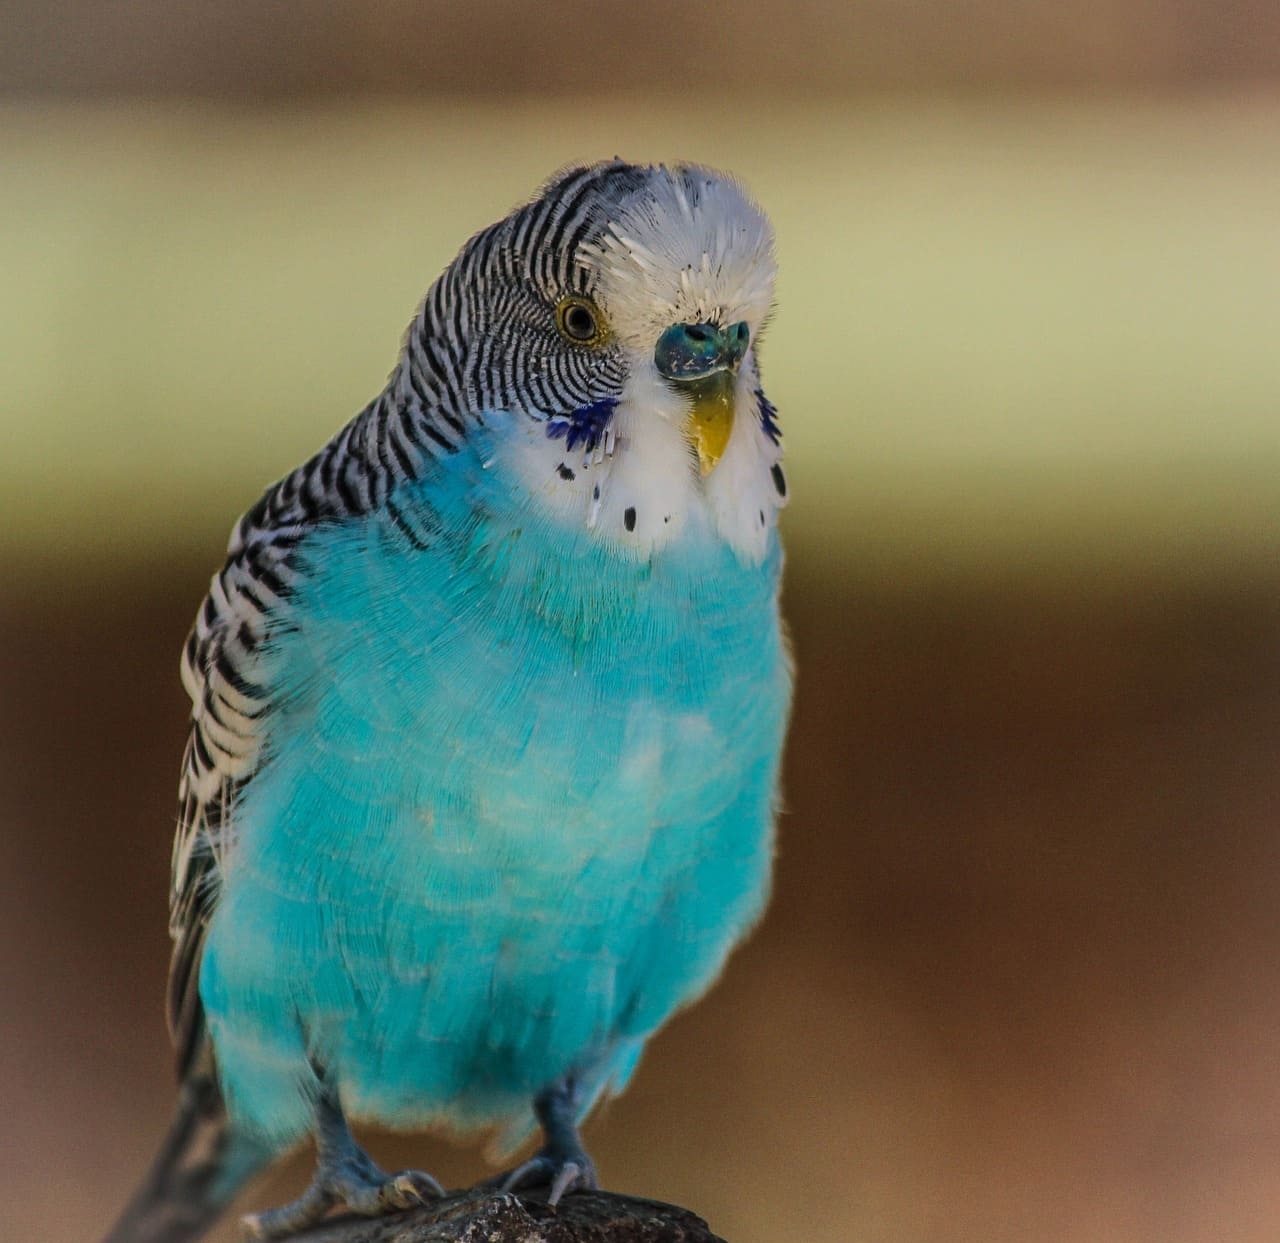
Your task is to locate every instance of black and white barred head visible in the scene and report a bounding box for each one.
[396,160,777,430]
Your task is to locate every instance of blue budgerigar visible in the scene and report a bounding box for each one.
[104,160,792,1243]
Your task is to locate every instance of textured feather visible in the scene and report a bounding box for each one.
[197,410,790,1144]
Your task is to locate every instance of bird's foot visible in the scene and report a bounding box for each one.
[490,1140,598,1208]
[241,1145,443,1239]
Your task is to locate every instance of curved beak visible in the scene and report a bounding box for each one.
[654,321,750,475]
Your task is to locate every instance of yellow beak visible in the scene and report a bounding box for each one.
[654,320,750,476]
[682,371,736,476]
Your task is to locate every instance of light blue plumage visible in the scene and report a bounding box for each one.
[105,161,791,1243]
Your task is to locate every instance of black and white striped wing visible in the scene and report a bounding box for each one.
[165,398,424,1076]
[167,531,301,1075]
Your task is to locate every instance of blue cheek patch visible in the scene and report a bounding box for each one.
[756,389,782,446]
[546,398,619,454]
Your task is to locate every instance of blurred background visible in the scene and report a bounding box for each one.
[2,5,1280,1242]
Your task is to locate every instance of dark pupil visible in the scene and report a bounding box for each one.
[565,304,595,339]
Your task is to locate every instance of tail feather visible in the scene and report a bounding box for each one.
[103,1062,274,1243]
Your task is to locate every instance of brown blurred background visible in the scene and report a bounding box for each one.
[3,5,1280,1242]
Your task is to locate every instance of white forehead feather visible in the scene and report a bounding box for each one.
[578,164,777,350]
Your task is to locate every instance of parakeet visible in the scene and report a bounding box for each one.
[104,159,792,1243]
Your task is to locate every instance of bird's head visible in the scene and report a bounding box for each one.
[397,161,784,556]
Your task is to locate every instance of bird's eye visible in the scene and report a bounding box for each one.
[556,296,607,347]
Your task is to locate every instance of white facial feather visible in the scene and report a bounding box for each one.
[579,165,777,351]
[505,163,786,562]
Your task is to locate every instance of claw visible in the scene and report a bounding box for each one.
[390,1169,446,1206]
[242,1165,443,1238]
[499,1159,541,1195]
[241,1090,442,1238]
[547,1161,585,1207]
[484,1076,598,1208]
[492,1144,597,1206]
